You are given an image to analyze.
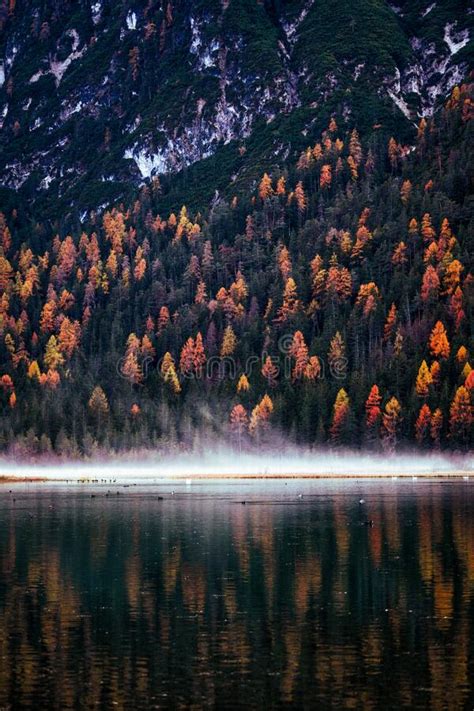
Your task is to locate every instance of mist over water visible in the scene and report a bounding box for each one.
[1,447,472,480]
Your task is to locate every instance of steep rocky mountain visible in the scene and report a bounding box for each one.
[0,0,472,216]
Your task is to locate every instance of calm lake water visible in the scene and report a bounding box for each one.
[0,478,473,709]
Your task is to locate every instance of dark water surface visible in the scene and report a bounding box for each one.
[1,478,474,709]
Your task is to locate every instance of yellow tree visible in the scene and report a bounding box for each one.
[330,388,350,444]
[415,360,432,397]
[44,335,64,371]
[221,325,237,357]
[237,374,250,393]
[27,360,41,381]
[381,397,402,452]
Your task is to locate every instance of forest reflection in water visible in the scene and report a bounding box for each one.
[0,478,473,709]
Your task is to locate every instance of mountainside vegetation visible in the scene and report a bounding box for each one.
[0,0,472,217]
[0,80,472,458]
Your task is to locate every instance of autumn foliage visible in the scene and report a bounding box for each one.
[0,83,472,456]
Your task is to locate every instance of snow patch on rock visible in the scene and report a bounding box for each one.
[29,30,87,87]
[91,1,102,25]
[126,12,137,31]
[189,16,220,70]
[124,146,168,178]
[422,3,436,17]
[282,0,315,47]
[444,23,469,55]
[387,88,412,119]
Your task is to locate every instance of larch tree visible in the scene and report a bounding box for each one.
[365,385,382,443]
[262,356,278,387]
[122,334,143,385]
[415,404,432,445]
[294,181,307,214]
[328,331,346,379]
[230,404,248,452]
[383,304,398,343]
[381,397,402,453]
[277,277,300,322]
[237,374,250,393]
[429,321,450,360]
[44,336,64,371]
[449,386,472,446]
[330,388,351,445]
[88,386,109,415]
[430,408,443,448]
[259,173,273,201]
[289,331,309,380]
[221,325,237,357]
[415,360,432,397]
[421,265,440,303]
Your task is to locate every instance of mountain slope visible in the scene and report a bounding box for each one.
[0,81,472,457]
[0,0,472,217]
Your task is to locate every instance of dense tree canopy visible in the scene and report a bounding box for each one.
[0,83,473,458]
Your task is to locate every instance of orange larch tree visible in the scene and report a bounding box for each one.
[415,404,432,445]
[429,321,450,359]
[449,386,472,445]
[276,277,300,322]
[365,384,382,438]
[259,173,273,201]
[262,356,278,387]
[383,303,398,343]
[289,331,309,380]
[230,404,248,451]
[328,331,346,379]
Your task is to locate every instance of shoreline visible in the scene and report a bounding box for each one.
[1,470,472,483]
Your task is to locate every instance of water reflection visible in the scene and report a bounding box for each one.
[0,480,473,709]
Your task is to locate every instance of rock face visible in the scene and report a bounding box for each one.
[0,0,471,211]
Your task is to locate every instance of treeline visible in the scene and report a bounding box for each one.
[0,83,473,458]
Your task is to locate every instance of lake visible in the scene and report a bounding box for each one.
[0,478,473,709]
